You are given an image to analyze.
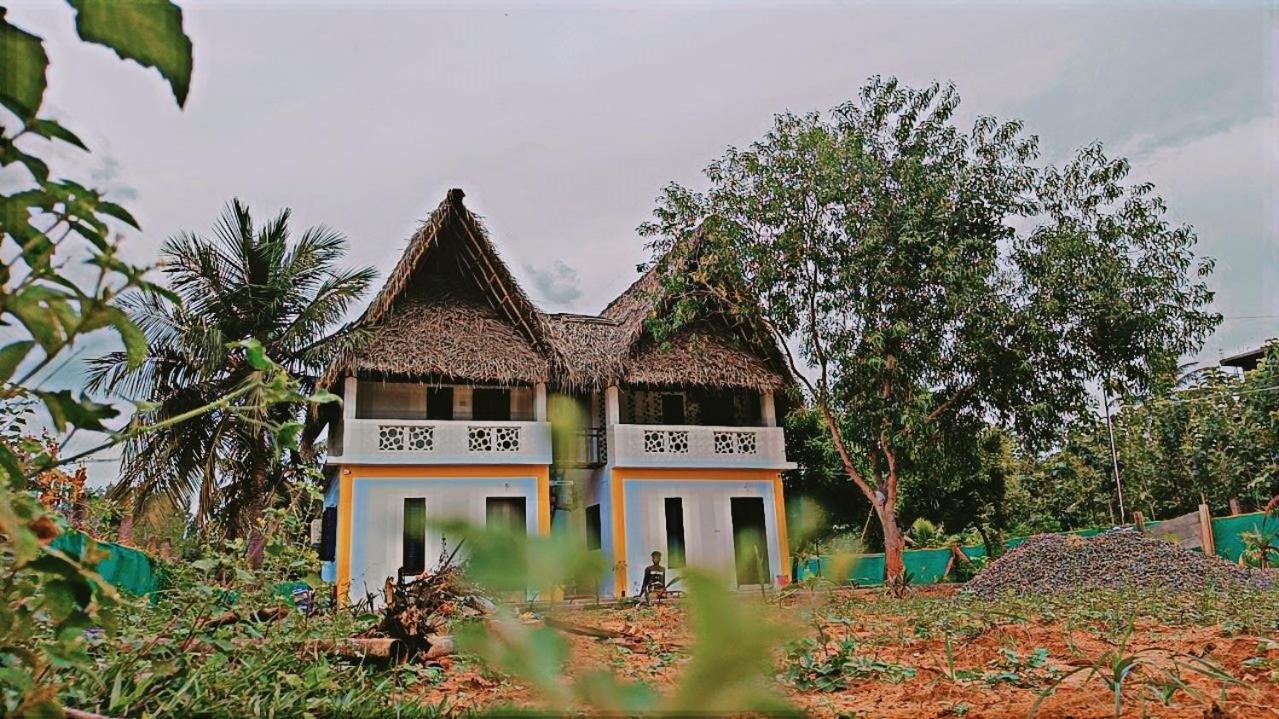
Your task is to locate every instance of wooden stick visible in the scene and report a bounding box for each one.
[65,708,119,719]
[423,634,456,659]
[304,637,406,662]
[198,605,289,630]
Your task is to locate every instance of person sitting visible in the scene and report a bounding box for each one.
[641,551,666,601]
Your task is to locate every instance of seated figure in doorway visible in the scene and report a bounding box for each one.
[642,551,666,602]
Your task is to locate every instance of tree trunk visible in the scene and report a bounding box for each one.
[881,511,906,582]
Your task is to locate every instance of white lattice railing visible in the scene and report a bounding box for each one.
[338,419,551,465]
[613,425,790,469]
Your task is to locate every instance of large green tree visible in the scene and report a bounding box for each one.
[639,78,1218,580]
[88,201,374,536]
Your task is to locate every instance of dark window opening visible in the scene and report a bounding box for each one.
[743,391,763,426]
[473,388,511,421]
[318,507,337,561]
[427,386,454,420]
[730,497,770,586]
[698,390,735,426]
[486,497,527,534]
[402,498,426,576]
[664,497,686,568]
[585,504,602,550]
[660,394,685,424]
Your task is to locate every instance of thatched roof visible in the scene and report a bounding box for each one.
[624,323,788,391]
[320,190,789,393]
[320,189,551,388]
[342,279,549,384]
[542,313,629,390]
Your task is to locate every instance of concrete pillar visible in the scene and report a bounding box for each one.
[605,385,620,425]
[761,390,777,427]
[534,382,548,421]
[343,376,358,420]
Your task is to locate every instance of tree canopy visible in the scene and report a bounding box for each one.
[640,77,1220,578]
[88,200,374,534]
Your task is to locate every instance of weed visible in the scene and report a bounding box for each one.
[1029,619,1241,719]
[783,637,917,692]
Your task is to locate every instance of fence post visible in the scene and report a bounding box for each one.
[1132,510,1145,532]
[1197,504,1215,557]
[1228,498,1243,516]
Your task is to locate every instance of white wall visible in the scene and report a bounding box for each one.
[346,474,539,604]
[621,478,781,596]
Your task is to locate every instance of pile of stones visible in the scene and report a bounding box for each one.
[963,530,1273,599]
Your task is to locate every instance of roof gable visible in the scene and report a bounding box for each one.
[321,189,551,387]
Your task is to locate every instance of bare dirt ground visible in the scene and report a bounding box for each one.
[415,584,1279,718]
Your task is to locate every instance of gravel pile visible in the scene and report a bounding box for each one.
[963,530,1273,599]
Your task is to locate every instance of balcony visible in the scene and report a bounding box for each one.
[334,418,552,465]
[609,424,792,470]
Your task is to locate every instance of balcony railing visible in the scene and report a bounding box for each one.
[336,418,552,465]
[610,424,791,469]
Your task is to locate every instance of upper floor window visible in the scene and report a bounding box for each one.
[356,381,426,420]
[473,388,511,421]
[427,386,454,420]
[661,394,685,424]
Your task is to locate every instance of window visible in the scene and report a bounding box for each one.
[426,386,454,420]
[402,498,426,576]
[318,507,337,561]
[486,497,527,534]
[585,504,602,550]
[356,381,426,420]
[509,386,535,421]
[660,394,685,424]
[698,389,735,426]
[664,498,686,568]
[472,388,511,421]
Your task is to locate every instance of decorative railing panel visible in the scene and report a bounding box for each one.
[338,419,550,465]
[611,425,790,469]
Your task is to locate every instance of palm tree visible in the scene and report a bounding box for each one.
[89,199,375,537]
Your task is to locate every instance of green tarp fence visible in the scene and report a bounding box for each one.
[1212,511,1275,563]
[48,531,314,602]
[795,510,1275,586]
[50,531,161,596]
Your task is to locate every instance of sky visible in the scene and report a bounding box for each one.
[3,1,1276,482]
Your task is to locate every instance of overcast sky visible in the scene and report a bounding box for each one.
[4,1,1276,480]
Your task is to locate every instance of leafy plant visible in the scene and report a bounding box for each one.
[783,636,917,692]
[908,518,947,548]
[1239,508,1278,569]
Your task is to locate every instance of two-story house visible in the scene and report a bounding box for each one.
[315,189,794,604]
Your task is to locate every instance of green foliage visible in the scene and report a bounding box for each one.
[0,3,193,713]
[907,518,946,548]
[51,489,445,718]
[1239,509,1279,569]
[1016,346,1279,530]
[87,200,374,534]
[639,76,1218,580]
[0,10,48,120]
[68,0,193,106]
[783,637,917,691]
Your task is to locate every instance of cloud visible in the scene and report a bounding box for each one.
[525,260,582,308]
